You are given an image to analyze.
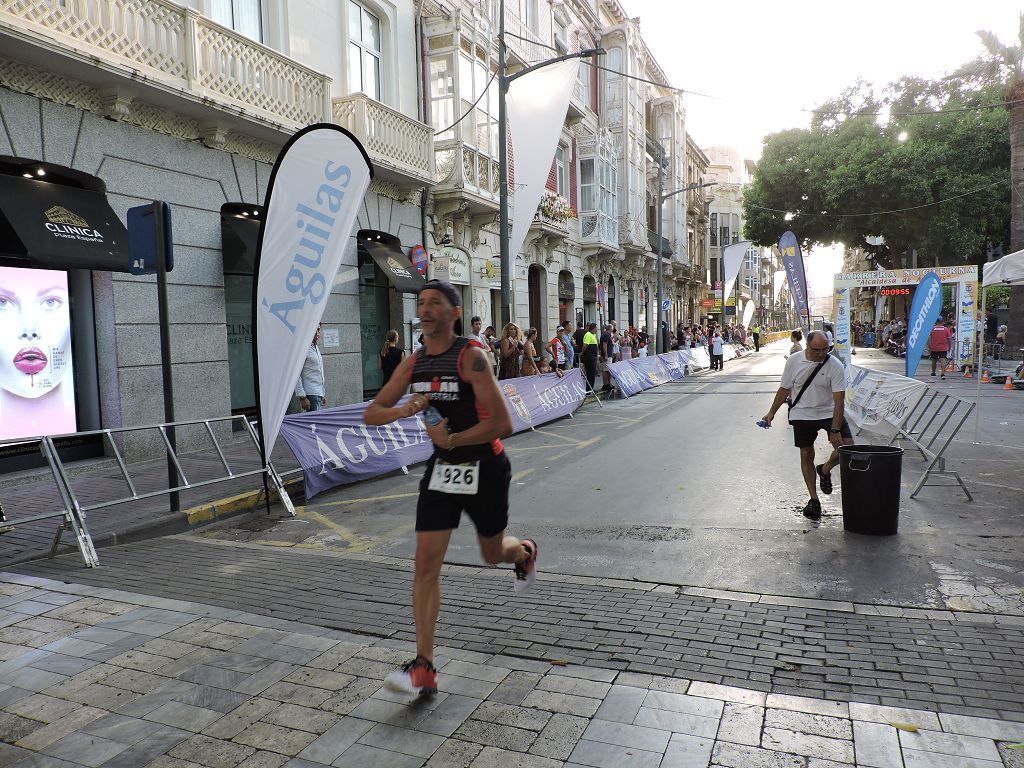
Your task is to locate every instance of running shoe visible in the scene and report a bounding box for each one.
[513,539,538,594]
[384,656,437,695]
[801,498,822,520]
[816,464,833,495]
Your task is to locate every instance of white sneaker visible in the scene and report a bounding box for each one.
[513,539,538,594]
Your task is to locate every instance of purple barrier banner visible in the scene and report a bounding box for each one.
[279,367,587,499]
[608,353,686,398]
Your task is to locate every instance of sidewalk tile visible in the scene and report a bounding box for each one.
[660,732,715,768]
[145,701,223,730]
[13,704,106,751]
[174,683,250,713]
[204,697,281,739]
[567,738,662,768]
[544,665,617,683]
[81,712,165,743]
[716,703,763,746]
[440,660,510,685]
[282,669,354,692]
[297,717,374,764]
[764,709,852,740]
[633,706,718,738]
[528,712,588,760]
[263,703,339,734]
[641,690,723,719]
[40,731,129,767]
[423,738,483,767]
[452,719,537,751]
[766,693,849,718]
[168,734,257,767]
[897,728,1001,761]
[762,727,854,763]
[536,674,611,699]
[593,685,646,724]
[331,742,424,768]
[521,690,601,718]
[902,749,1003,768]
[469,700,550,731]
[487,671,542,706]
[260,682,331,708]
[5,693,79,723]
[938,712,1024,741]
[467,745,564,767]
[101,726,193,768]
[849,702,941,730]
[711,741,806,768]
[438,674,499,699]
[581,719,670,752]
[233,722,318,756]
[688,680,765,706]
[853,720,902,768]
[413,694,482,738]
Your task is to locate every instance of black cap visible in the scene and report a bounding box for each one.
[418,279,462,307]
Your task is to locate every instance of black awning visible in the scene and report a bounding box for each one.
[362,239,425,294]
[221,203,264,274]
[648,229,673,257]
[0,171,130,272]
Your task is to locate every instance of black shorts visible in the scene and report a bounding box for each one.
[416,452,511,538]
[791,418,852,448]
[930,350,948,360]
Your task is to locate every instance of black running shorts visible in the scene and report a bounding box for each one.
[791,418,852,448]
[416,452,511,538]
[930,350,948,360]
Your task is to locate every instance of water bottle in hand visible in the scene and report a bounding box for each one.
[756,419,771,429]
[423,405,443,426]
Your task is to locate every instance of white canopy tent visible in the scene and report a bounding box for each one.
[975,247,1024,441]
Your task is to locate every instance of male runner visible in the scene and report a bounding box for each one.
[364,279,538,695]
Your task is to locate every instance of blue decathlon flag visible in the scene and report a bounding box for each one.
[905,271,943,378]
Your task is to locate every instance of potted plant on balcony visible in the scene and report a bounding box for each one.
[536,190,576,225]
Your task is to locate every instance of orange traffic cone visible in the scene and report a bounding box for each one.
[981,369,990,383]
[946,360,955,373]
[1005,376,1014,391]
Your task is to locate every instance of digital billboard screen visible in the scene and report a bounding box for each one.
[0,266,77,440]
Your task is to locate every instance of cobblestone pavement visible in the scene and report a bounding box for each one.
[0,572,1023,768]
[13,537,1024,725]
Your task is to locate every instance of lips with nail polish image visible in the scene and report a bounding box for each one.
[13,347,48,375]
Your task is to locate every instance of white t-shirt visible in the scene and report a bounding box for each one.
[825,330,834,346]
[780,353,846,421]
[711,336,724,354]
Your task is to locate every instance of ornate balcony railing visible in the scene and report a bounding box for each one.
[503,10,547,65]
[579,210,618,251]
[332,94,433,187]
[0,0,331,130]
[433,138,500,203]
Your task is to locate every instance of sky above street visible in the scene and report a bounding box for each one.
[619,1,1020,290]
[621,1,1021,163]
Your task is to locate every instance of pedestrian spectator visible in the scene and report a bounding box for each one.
[823,323,835,352]
[498,323,523,380]
[378,329,404,387]
[996,324,1008,359]
[581,322,599,391]
[599,324,613,391]
[295,324,326,411]
[547,326,568,376]
[710,329,725,370]
[986,309,998,343]
[521,328,541,376]
[538,358,551,374]
[636,327,649,358]
[761,330,854,520]
[788,329,803,357]
[572,320,587,366]
[363,279,536,696]
[752,323,761,352]
[927,316,953,379]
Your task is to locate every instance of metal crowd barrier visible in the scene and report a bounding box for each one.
[0,415,294,568]
[886,388,975,501]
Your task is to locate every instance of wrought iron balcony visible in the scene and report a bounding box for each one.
[0,0,330,138]
[332,94,434,188]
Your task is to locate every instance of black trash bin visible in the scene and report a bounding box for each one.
[838,445,904,535]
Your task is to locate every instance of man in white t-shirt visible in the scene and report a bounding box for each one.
[761,331,854,520]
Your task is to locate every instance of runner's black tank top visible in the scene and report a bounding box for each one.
[410,336,503,461]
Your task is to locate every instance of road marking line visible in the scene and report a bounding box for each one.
[314,491,420,510]
[511,468,536,483]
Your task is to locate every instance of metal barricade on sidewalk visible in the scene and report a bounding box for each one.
[886,388,975,500]
[0,415,294,568]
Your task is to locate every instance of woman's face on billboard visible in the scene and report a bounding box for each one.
[0,268,72,398]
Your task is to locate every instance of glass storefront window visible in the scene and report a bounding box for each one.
[358,255,390,395]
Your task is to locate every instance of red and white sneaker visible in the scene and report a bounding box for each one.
[513,539,538,594]
[384,656,437,695]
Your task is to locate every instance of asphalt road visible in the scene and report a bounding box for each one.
[197,341,1024,613]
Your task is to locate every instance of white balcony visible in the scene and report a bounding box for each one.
[332,94,434,188]
[579,210,618,254]
[0,0,330,141]
[433,138,500,211]
[503,11,547,67]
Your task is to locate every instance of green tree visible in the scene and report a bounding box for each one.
[955,16,1024,350]
[744,79,1009,270]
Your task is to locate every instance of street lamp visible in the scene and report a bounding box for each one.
[498,0,604,325]
[653,140,715,353]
